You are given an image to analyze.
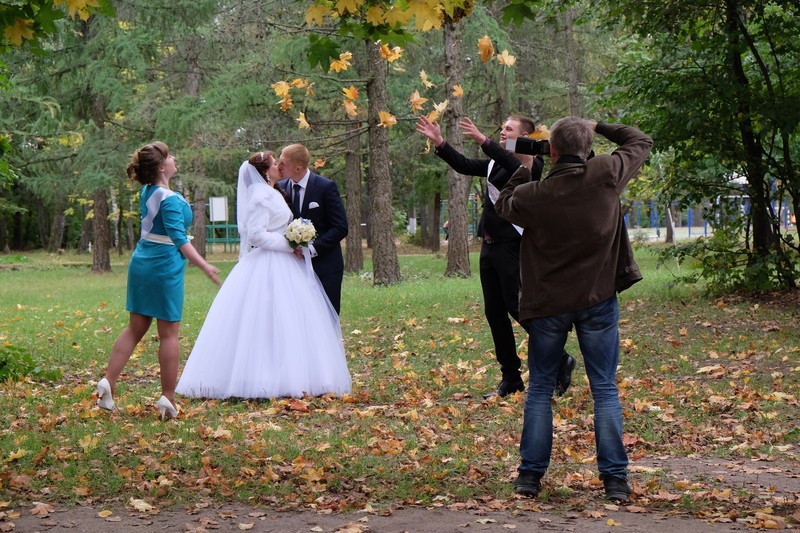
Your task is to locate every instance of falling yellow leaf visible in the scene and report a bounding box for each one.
[478,35,495,62]
[4,18,34,46]
[305,83,316,96]
[290,78,309,89]
[531,124,550,140]
[379,42,403,62]
[330,51,353,72]
[426,110,440,123]
[297,113,311,130]
[271,80,291,98]
[407,0,442,31]
[378,111,397,128]
[409,91,429,114]
[305,3,330,26]
[278,96,293,111]
[313,159,326,169]
[433,99,449,114]
[496,50,516,67]
[419,69,436,89]
[342,85,359,100]
[343,100,359,117]
[452,85,464,98]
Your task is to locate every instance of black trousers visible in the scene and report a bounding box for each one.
[479,240,524,381]
[316,268,344,315]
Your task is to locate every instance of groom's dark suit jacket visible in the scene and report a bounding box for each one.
[279,172,348,313]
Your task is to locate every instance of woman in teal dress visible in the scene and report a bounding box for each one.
[95,141,221,420]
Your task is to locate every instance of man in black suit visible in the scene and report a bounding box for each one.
[278,144,348,314]
[416,115,575,399]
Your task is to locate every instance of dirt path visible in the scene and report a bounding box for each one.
[6,456,799,532]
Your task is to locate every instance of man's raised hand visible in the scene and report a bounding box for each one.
[416,116,444,146]
[459,118,487,145]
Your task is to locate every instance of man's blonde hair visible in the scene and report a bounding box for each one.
[281,144,310,169]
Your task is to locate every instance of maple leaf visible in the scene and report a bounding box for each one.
[30,502,54,517]
[366,5,385,25]
[419,70,437,89]
[433,99,449,114]
[452,85,464,98]
[5,448,27,462]
[478,35,495,62]
[329,51,353,73]
[128,498,154,512]
[531,124,550,140]
[379,42,403,62]
[297,112,311,130]
[384,6,413,27]
[426,110,440,123]
[305,3,330,26]
[335,0,363,15]
[290,78,309,88]
[271,81,291,98]
[313,159,326,169]
[4,18,34,46]
[278,95,293,111]
[497,50,516,67]
[408,0,442,31]
[342,85,359,100]
[305,83,316,96]
[55,0,100,21]
[378,111,397,128]
[409,91,429,114]
[343,100,359,118]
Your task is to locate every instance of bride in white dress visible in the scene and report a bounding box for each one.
[176,152,352,399]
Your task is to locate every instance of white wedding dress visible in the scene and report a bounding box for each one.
[176,163,351,399]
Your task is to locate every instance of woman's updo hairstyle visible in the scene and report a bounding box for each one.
[127,141,170,185]
[248,151,273,179]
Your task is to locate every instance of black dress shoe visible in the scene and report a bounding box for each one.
[554,352,576,396]
[484,378,524,399]
[514,470,543,497]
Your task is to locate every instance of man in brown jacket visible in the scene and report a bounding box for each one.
[495,118,652,501]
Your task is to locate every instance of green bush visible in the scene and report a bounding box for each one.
[0,343,61,382]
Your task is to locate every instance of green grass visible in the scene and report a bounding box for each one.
[0,247,798,519]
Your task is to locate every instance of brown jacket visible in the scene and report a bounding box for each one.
[495,122,653,320]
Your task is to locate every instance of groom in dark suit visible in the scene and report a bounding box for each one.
[278,144,349,314]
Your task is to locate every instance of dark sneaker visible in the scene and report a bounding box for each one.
[514,471,542,497]
[601,474,632,501]
[483,379,525,399]
[554,352,576,396]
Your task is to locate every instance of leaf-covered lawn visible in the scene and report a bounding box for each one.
[1,250,798,530]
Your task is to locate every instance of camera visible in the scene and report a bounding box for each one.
[505,137,550,156]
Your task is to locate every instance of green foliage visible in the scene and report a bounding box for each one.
[0,342,61,382]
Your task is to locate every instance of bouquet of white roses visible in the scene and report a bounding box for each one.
[285,218,317,249]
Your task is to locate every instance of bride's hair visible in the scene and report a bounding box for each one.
[247,151,291,207]
[247,151,273,179]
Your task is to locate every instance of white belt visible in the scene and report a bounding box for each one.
[141,233,174,245]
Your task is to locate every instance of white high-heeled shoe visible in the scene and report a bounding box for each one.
[156,396,178,420]
[96,378,115,411]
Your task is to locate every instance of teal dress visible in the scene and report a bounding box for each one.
[126,185,192,322]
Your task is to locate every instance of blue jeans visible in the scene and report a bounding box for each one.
[519,296,628,478]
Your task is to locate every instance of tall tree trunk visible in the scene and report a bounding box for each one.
[37,202,48,248]
[564,8,583,117]
[365,40,400,285]
[344,121,364,273]
[48,198,66,252]
[92,187,111,272]
[443,21,471,277]
[665,204,675,244]
[192,183,207,257]
[79,203,92,253]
